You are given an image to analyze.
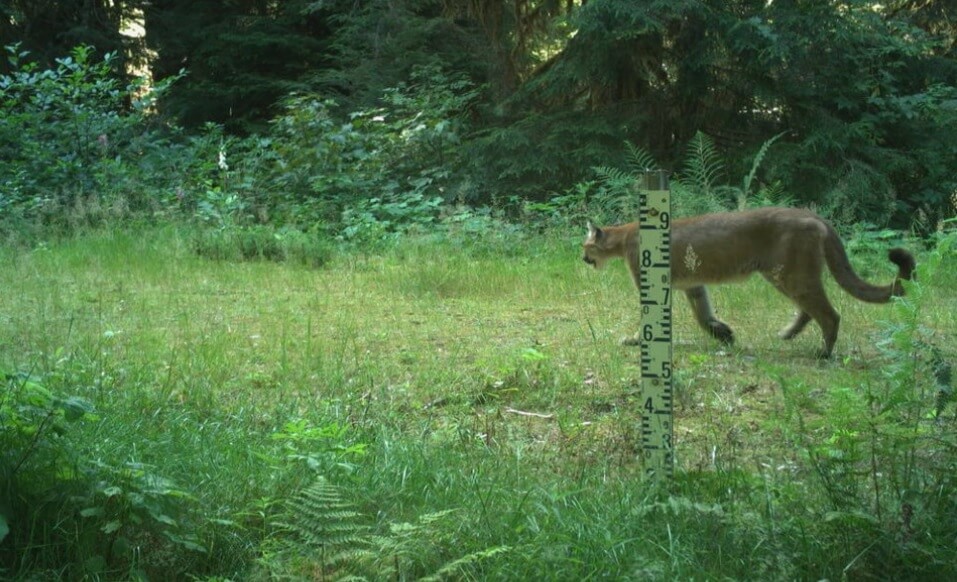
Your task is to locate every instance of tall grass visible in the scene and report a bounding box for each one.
[1,224,955,579]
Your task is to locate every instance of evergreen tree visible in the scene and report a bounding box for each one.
[0,0,135,77]
[143,0,330,132]
[462,0,957,223]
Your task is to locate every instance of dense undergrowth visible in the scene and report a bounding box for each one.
[2,43,957,580]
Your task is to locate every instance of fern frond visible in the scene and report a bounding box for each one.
[419,545,512,582]
[741,132,786,207]
[669,178,731,217]
[286,477,369,549]
[624,141,658,173]
[593,165,634,186]
[414,509,459,526]
[682,131,723,197]
[751,181,793,208]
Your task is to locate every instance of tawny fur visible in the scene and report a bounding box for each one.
[582,207,915,358]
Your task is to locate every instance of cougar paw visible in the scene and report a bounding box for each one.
[709,322,735,345]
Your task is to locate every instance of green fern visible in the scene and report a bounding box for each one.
[283,476,371,579]
[624,141,658,173]
[750,181,794,209]
[671,131,790,215]
[287,477,367,547]
[586,141,662,222]
[594,141,657,187]
[670,179,728,217]
[355,509,509,580]
[593,164,636,187]
[741,132,786,208]
[418,544,512,582]
[682,131,724,199]
[280,482,508,580]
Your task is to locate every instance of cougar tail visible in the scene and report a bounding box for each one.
[824,224,916,303]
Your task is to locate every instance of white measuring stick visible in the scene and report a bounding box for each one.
[637,172,674,481]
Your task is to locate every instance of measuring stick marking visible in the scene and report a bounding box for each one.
[637,181,674,481]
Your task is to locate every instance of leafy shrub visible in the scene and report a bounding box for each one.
[0,371,95,492]
[0,44,182,232]
[1,370,95,575]
[820,159,899,229]
[244,64,478,238]
[0,368,204,578]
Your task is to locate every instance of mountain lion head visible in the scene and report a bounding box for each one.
[582,222,615,269]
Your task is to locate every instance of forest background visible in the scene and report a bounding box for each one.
[3,0,957,233]
[2,1,957,580]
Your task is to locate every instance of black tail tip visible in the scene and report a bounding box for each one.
[888,248,916,281]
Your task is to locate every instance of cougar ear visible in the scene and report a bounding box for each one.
[586,221,601,240]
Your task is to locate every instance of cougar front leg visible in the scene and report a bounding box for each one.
[622,286,734,347]
[621,335,642,346]
[685,286,734,345]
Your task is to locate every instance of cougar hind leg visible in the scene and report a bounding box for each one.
[780,311,812,340]
[760,269,833,354]
[804,300,839,358]
[780,285,840,358]
[685,286,734,345]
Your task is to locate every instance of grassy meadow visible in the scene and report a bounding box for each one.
[1,225,955,580]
